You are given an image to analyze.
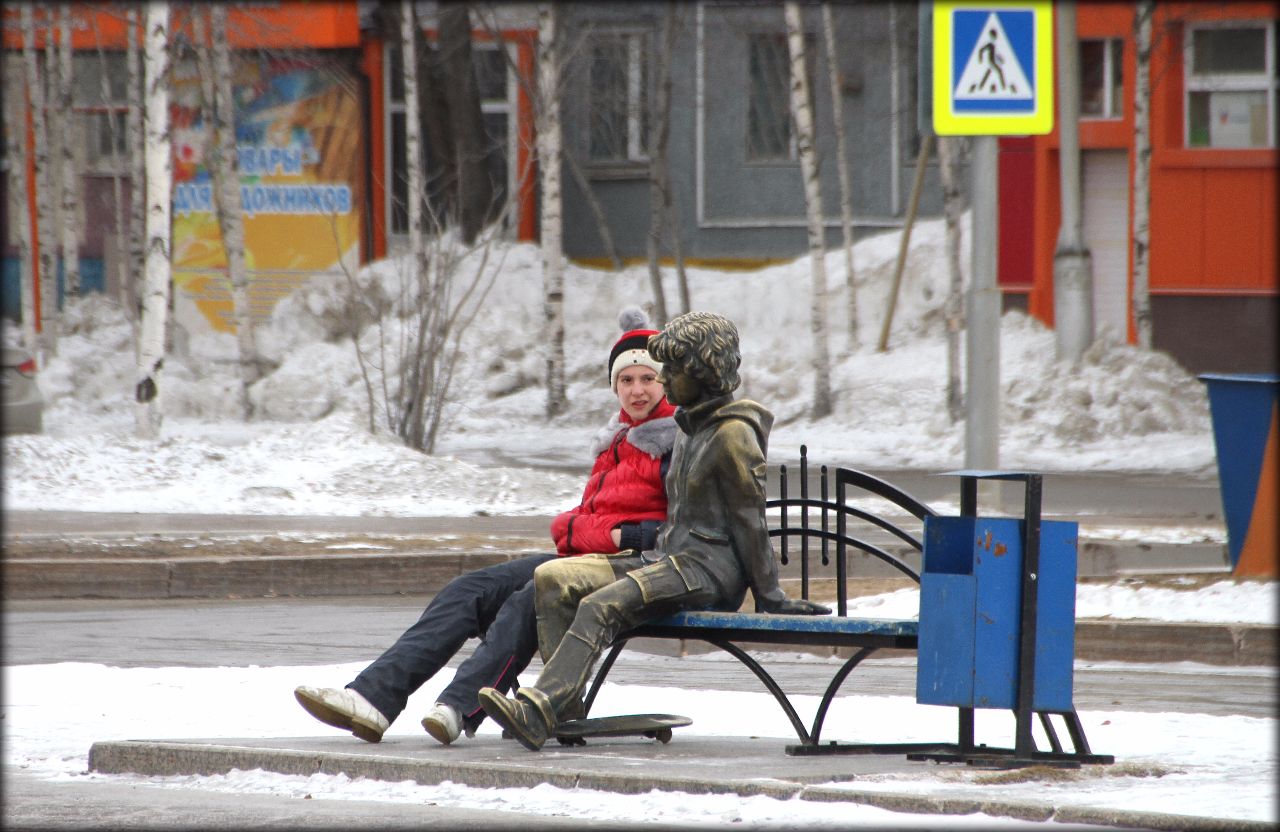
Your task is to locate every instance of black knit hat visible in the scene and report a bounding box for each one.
[608,307,661,389]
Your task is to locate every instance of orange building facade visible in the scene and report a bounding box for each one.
[1,3,538,333]
[1000,1,1278,373]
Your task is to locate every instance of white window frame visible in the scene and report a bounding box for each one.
[1183,20,1277,149]
[1080,37,1123,121]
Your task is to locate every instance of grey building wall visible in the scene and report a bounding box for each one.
[557,2,964,263]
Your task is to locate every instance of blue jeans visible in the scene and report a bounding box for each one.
[347,552,556,730]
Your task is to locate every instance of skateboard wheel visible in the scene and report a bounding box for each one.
[557,736,586,747]
[653,728,672,743]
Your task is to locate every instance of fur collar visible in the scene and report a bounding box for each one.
[591,413,678,460]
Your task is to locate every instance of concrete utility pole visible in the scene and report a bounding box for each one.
[965,136,1000,471]
[1052,0,1094,362]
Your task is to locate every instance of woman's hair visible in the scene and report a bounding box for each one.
[647,312,741,396]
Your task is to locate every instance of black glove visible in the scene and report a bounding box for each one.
[617,520,662,552]
[756,596,830,616]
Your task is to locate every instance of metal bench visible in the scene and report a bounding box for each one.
[578,447,1113,767]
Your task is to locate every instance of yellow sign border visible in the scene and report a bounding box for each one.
[933,1,1055,136]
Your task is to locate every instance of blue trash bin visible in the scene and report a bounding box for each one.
[916,514,1078,712]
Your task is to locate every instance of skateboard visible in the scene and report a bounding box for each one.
[553,713,692,746]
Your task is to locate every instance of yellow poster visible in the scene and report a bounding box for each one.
[170,53,365,332]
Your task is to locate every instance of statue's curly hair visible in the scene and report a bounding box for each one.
[647,311,741,396]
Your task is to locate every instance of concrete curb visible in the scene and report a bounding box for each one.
[6,551,1273,667]
[87,740,1271,831]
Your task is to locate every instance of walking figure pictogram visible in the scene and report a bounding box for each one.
[971,28,1014,94]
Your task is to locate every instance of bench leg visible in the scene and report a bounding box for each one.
[808,647,874,746]
[708,639,811,745]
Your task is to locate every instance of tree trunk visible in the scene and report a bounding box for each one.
[938,135,965,424]
[23,5,56,358]
[196,7,260,417]
[660,2,689,313]
[127,4,147,327]
[784,1,833,419]
[877,133,932,352]
[438,3,495,244]
[821,1,858,346]
[417,28,455,225]
[1131,1,1154,349]
[136,0,173,440]
[5,56,38,355]
[538,2,567,418]
[401,1,425,263]
[400,0,430,449]
[56,3,81,300]
[646,5,676,327]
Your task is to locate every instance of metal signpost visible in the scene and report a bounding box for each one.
[932,0,1054,473]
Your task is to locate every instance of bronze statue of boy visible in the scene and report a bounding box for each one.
[479,311,828,750]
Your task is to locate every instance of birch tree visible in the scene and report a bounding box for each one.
[4,60,38,355]
[195,6,261,417]
[22,4,56,357]
[820,1,858,345]
[400,0,425,272]
[1131,0,1154,348]
[784,1,833,418]
[136,0,173,439]
[938,135,966,423]
[646,11,673,327]
[538,2,567,418]
[437,3,496,244]
[56,3,82,300]
[127,3,147,323]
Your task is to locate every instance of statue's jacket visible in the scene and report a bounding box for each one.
[652,394,788,612]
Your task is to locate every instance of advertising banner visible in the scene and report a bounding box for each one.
[170,52,365,334]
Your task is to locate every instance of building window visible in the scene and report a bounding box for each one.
[1080,38,1123,120]
[746,32,819,162]
[586,32,648,163]
[747,33,793,161]
[386,40,515,237]
[1185,22,1277,148]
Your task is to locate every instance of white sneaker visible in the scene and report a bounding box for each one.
[422,702,463,745]
[294,685,389,743]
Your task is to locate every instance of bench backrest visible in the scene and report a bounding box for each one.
[768,446,937,615]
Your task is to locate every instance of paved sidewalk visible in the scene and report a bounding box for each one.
[86,734,1270,831]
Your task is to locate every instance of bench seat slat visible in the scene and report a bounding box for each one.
[642,610,919,637]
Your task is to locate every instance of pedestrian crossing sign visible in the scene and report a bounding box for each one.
[933,1,1054,135]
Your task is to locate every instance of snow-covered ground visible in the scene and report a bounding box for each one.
[4,658,1275,826]
[3,216,1273,826]
[3,215,1216,520]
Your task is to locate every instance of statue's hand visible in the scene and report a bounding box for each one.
[756,596,830,616]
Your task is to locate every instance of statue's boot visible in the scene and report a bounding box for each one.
[478,686,555,751]
[480,629,603,751]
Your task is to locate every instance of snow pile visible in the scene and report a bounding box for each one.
[3,214,1216,517]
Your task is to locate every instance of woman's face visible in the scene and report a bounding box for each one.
[615,367,664,421]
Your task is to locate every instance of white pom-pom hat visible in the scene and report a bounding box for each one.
[608,306,662,390]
